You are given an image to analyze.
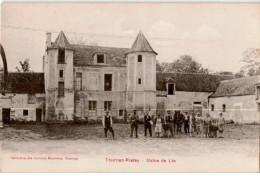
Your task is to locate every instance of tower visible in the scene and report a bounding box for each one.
[126,31,157,117]
[44,31,74,122]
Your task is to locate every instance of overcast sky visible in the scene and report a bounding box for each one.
[1,3,259,73]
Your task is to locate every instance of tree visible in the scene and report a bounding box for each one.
[234,70,245,78]
[239,48,260,76]
[156,60,171,72]
[16,59,31,72]
[70,35,87,45]
[69,35,98,46]
[217,71,234,76]
[157,55,211,74]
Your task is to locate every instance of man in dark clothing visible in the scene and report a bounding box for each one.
[173,111,180,132]
[164,110,174,137]
[184,111,190,134]
[130,110,139,138]
[144,111,152,137]
[102,111,115,139]
[177,112,184,133]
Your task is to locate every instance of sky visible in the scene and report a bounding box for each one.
[1,3,259,73]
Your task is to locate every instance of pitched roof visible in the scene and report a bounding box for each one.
[156,72,235,92]
[51,31,73,50]
[127,31,157,55]
[72,44,129,67]
[0,72,45,94]
[210,76,260,98]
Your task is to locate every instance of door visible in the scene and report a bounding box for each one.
[3,108,10,124]
[193,102,202,115]
[36,108,42,122]
[234,105,242,123]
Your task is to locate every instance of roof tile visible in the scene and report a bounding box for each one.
[210,76,260,97]
[127,31,157,55]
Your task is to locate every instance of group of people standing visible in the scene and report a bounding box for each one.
[102,110,226,139]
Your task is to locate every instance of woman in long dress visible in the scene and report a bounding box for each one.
[196,112,203,135]
[217,113,225,138]
[154,113,164,138]
[190,113,196,137]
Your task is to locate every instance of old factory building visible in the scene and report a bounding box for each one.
[1,31,259,123]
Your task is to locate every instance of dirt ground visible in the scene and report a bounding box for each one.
[1,123,259,155]
[0,123,259,172]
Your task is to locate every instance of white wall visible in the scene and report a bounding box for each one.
[209,95,260,123]
[156,91,210,116]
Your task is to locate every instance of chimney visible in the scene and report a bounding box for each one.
[46,32,51,48]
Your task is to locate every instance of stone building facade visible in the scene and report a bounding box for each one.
[42,31,233,122]
[1,31,237,123]
[0,73,45,123]
[209,76,260,123]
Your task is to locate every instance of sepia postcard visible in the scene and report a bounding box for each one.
[0,2,259,173]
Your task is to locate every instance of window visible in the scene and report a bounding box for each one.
[58,81,64,97]
[168,83,175,95]
[97,54,105,63]
[58,48,65,64]
[119,109,124,116]
[89,101,97,110]
[104,74,112,91]
[23,110,28,116]
[104,101,112,111]
[222,104,226,112]
[138,78,142,84]
[59,70,63,78]
[211,104,214,111]
[28,94,36,104]
[138,55,142,62]
[76,72,82,90]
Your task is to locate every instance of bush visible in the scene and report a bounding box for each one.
[113,118,125,123]
[225,119,234,124]
[245,121,259,125]
[73,116,88,124]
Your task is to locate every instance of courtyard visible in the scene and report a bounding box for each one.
[0,123,259,172]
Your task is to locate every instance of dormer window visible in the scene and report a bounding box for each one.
[58,48,65,64]
[97,54,105,63]
[167,83,175,95]
[138,55,142,62]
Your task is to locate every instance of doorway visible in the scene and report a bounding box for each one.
[3,108,11,124]
[36,108,42,122]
